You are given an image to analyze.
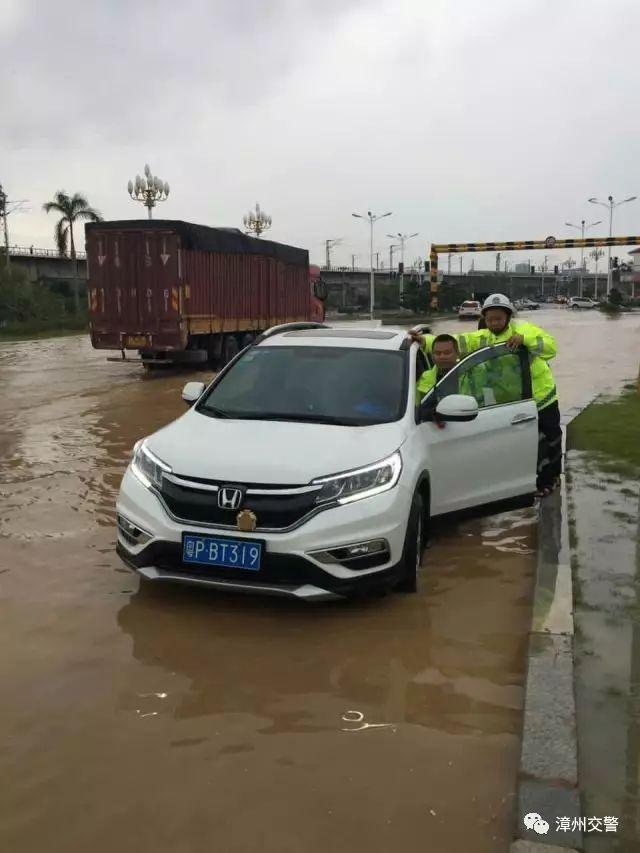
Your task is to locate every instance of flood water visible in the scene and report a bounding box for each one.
[1,308,638,853]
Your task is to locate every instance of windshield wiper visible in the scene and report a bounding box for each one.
[232,412,357,426]
[200,405,231,418]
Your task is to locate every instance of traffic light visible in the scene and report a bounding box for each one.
[398,262,404,275]
[554,265,559,275]
[612,256,619,268]
[424,260,430,272]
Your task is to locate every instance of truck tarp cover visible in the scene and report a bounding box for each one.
[85,220,308,267]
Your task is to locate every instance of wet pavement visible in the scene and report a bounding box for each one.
[0,309,639,853]
[567,450,640,852]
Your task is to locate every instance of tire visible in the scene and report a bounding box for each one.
[571,304,580,311]
[396,492,424,593]
[221,335,240,366]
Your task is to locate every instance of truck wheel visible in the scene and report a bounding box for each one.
[396,492,424,593]
[221,335,240,366]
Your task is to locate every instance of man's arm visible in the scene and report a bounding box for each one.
[407,332,436,354]
[515,322,557,360]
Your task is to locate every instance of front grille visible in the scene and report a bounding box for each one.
[158,474,323,530]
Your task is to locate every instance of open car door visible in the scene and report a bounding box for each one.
[417,343,539,516]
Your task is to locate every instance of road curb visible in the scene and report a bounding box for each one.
[512,409,585,852]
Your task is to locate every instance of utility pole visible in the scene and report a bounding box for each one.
[0,184,9,265]
[388,243,400,276]
[541,255,548,297]
[495,252,501,273]
[324,238,342,270]
[448,253,453,274]
[590,248,605,299]
[459,257,463,275]
[351,253,357,271]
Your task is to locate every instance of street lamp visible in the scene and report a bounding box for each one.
[565,219,602,296]
[353,210,392,320]
[243,202,272,238]
[588,195,637,294]
[386,231,418,300]
[127,163,170,219]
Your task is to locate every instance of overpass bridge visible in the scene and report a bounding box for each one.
[4,246,87,283]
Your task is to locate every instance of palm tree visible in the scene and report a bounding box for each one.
[43,191,102,313]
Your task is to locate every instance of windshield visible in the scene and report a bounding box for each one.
[461,301,479,307]
[198,346,407,425]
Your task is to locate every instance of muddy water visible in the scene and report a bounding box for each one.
[0,311,638,853]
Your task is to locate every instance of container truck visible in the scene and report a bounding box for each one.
[85,219,327,368]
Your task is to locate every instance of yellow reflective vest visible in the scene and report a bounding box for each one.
[420,321,557,411]
[416,362,488,406]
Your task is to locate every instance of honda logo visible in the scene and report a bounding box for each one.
[218,487,243,511]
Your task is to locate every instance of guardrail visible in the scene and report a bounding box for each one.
[5,246,87,260]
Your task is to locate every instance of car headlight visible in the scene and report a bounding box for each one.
[131,440,172,490]
[312,451,402,505]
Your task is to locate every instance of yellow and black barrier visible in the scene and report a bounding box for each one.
[428,234,640,309]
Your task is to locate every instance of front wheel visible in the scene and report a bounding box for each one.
[396,493,424,593]
[571,304,580,311]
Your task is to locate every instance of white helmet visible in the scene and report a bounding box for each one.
[481,293,515,315]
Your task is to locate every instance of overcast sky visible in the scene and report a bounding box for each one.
[2,0,639,270]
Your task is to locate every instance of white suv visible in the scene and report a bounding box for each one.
[458,300,482,319]
[116,323,539,601]
[567,296,599,310]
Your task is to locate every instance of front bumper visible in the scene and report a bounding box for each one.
[117,541,399,600]
[116,466,411,600]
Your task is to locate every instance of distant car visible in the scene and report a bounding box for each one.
[458,300,482,319]
[515,298,540,310]
[567,297,599,310]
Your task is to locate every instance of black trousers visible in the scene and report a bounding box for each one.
[537,400,562,489]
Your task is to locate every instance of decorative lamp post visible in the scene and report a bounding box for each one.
[243,203,272,238]
[127,164,170,219]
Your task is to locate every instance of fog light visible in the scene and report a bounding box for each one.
[344,540,386,557]
[117,514,152,547]
[309,539,390,568]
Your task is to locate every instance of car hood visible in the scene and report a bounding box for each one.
[146,411,408,484]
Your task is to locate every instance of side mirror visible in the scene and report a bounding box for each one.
[182,381,206,405]
[434,394,479,422]
[313,280,328,301]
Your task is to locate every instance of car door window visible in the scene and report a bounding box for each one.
[429,344,532,409]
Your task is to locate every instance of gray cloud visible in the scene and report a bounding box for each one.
[4,0,640,269]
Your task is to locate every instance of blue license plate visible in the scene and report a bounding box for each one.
[182,534,263,571]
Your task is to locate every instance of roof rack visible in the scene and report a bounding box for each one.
[254,322,332,343]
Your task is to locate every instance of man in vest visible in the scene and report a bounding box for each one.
[416,333,459,403]
[416,333,486,405]
[411,294,561,496]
